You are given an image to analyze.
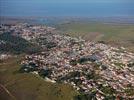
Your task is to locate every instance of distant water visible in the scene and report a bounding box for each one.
[0,2,134,17]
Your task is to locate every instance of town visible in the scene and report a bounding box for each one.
[0,23,134,99]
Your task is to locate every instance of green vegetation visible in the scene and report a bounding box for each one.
[38,69,52,78]
[73,92,97,100]
[124,87,134,96]
[56,22,134,52]
[100,86,116,95]
[127,62,134,67]
[114,62,125,68]
[0,56,78,100]
[35,37,57,49]
[85,71,100,80]
[0,33,42,54]
[70,55,98,66]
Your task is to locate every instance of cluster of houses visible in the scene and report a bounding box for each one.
[1,23,134,99]
[0,54,11,60]
[0,23,56,41]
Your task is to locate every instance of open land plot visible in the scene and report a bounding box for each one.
[0,56,78,100]
[56,22,134,52]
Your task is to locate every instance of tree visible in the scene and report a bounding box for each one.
[38,69,52,78]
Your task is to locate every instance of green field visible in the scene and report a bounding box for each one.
[56,22,134,52]
[0,56,78,100]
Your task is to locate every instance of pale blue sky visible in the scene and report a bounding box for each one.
[1,0,134,3]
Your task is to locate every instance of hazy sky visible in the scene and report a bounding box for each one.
[1,0,134,4]
[1,0,134,3]
[0,0,134,17]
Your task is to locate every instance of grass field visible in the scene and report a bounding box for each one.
[0,56,78,100]
[56,22,134,52]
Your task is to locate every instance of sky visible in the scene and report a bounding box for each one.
[1,0,134,3]
[0,0,134,17]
